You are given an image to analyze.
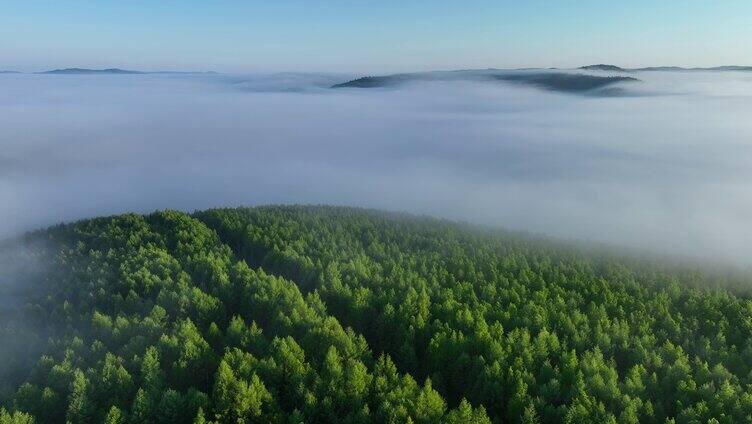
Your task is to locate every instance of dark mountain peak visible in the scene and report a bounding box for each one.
[332,69,639,96]
[579,64,626,72]
[497,72,638,93]
[332,75,412,88]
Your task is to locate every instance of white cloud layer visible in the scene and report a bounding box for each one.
[1,71,752,265]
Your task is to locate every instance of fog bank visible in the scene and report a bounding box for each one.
[1,71,751,265]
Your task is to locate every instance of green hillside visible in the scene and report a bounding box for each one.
[1,206,752,423]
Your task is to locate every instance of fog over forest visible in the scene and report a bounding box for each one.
[1,70,751,265]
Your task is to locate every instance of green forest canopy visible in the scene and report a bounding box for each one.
[1,205,752,423]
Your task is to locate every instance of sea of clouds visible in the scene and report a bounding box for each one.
[1,70,751,265]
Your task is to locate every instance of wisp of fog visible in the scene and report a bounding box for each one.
[1,70,751,265]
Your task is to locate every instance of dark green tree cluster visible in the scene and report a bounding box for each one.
[1,205,752,423]
[195,206,752,423]
[0,210,487,423]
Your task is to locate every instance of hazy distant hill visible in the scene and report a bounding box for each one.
[332,69,638,95]
[639,65,752,72]
[708,65,752,71]
[580,64,752,72]
[149,70,219,74]
[41,68,144,75]
[39,68,218,75]
[0,70,21,74]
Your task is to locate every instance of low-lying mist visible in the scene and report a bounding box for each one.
[1,70,751,265]
[0,239,50,397]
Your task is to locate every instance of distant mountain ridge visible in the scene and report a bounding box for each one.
[580,64,752,72]
[38,68,218,75]
[2,65,750,76]
[637,65,752,71]
[41,68,144,75]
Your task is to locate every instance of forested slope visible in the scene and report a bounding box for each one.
[2,206,752,423]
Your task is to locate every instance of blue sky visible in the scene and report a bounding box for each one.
[1,0,750,72]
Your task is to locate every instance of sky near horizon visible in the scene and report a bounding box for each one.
[1,0,751,73]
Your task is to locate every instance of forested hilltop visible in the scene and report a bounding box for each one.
[2,206,752,423]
